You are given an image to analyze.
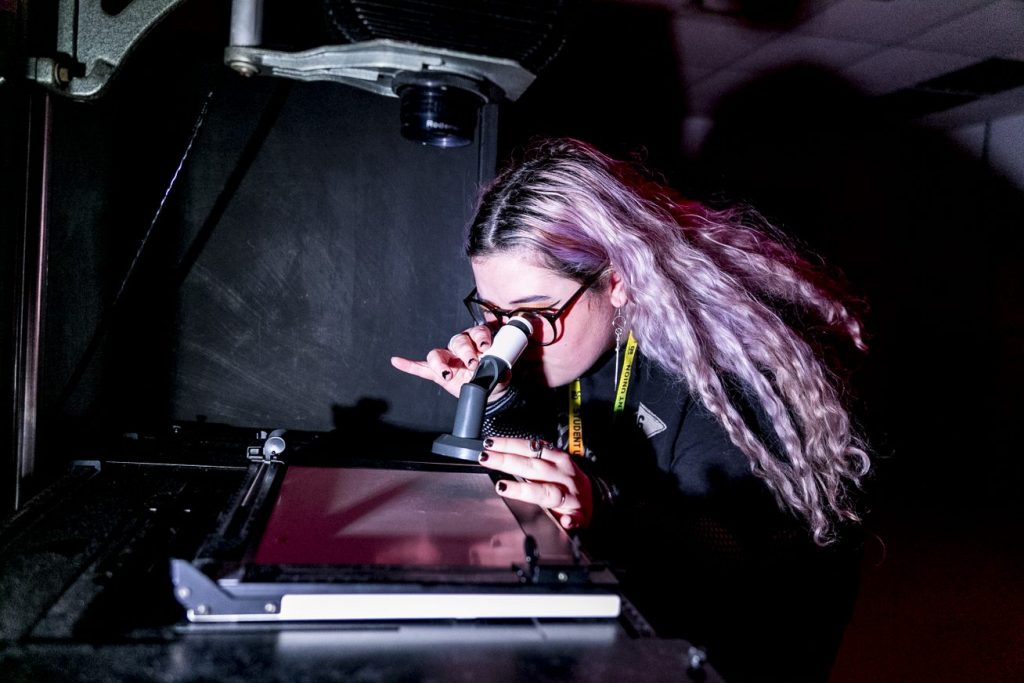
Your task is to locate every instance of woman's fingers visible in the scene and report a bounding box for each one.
[389,350,468,398]
[478,448,570,487]
[425,348,464,381]
[479,436,594,530]
[480,436,574,474]
[465,325,493,351]
[390,351,462,382]
[395,324,492,385]
[494,479,583,530]
[447,325,493,369]
[389,356,435,380]
[495,479,574,511]
[447,333,480,371]
[390,325,510,401]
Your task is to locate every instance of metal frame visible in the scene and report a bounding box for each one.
[26,1,536,104]
[171,460,621,623]
[224,40,535,103]
[11,91,52,509]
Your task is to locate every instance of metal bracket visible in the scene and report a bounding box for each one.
[245,429,286,463]
[172,558,278,620]
[224,39,536,102]
[25,3,535,105]
[26,0,187,99]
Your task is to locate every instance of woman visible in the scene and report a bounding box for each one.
[391,138,869,681]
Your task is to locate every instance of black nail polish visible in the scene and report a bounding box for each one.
[467,358,477,368]
[441,370,452,380]
[483,438,494,448]
[480,342,490,349]
[479,452,489,462]
[496,481,507,493]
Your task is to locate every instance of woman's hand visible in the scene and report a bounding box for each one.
[477,436,593,531]
[390,324,509,400]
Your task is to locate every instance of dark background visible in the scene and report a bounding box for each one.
[2,0,1022,680]
[27,5,489,459]
[508,9,1023,673]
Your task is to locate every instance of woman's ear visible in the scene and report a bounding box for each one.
[607,269,628,308]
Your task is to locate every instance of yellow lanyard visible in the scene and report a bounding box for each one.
[567,332,638,458]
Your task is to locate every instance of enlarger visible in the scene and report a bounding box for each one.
[1,1,721,680]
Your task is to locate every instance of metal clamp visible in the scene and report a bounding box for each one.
[246,429,286,463]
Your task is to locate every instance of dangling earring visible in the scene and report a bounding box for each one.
[612,309,626,390]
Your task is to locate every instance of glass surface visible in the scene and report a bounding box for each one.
[254,467,529,567]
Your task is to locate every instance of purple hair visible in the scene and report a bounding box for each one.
[467,138,869,545]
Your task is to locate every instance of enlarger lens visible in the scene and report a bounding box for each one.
[397,83,483,148]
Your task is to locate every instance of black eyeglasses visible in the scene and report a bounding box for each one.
[463,277,596,346]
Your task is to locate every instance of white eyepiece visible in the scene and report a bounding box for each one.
[481,315,531,370]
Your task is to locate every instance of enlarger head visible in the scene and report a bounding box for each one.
[432,316,532,461]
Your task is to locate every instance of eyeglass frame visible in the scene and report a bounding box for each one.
[462,275,599,347]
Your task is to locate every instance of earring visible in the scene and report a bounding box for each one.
[612,309,626,389]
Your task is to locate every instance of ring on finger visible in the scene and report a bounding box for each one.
[529,438,546,459]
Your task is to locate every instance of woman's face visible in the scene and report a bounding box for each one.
[470,251,626,388]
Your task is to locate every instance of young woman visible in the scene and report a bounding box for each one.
[391,138,870,681]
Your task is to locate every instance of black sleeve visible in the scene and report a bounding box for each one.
[673,397,799,544]
[603,388,862,683]
[586,391,792,566]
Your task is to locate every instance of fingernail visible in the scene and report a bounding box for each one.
[496,481,507,493]
[479,452,489,462]
[480,342,490,349]
[441,370,452,380]
[483,438,494,448]
[467,358,477,368]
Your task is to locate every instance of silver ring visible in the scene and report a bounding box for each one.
[555,491,566,508]
[529,438,545,459]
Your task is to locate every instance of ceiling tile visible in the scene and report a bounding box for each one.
[919,85,1024,128]
[907,0,1024,57]
[797,0,995,45]
[842,47,979,95]
[673,14,777,70]
[729,34,879,73]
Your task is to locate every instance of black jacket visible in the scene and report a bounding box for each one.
[484,349,861,682]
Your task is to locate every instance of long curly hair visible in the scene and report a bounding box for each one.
[467,138,870,544]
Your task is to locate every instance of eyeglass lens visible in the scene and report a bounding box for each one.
[467,304,558,345]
